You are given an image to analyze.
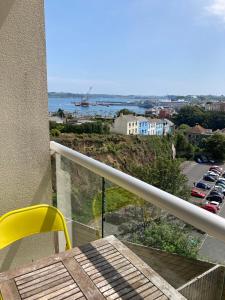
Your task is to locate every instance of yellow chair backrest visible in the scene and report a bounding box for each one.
[0,204,71,250]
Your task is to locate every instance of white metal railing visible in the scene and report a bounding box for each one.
[50,141,225,243]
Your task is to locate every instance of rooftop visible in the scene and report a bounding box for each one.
[188,124,208,134]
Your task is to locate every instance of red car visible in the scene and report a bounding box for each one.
[191,189,206,198]
[202,204,217,214]
[209,166,223,174]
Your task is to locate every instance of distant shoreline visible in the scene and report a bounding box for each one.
[48,92,154,100]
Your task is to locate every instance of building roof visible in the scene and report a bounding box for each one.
[163,119,174,126]
[136,116,149,122]
[188,124,208,134]
[117,114,137,122]
[147,118,159,123]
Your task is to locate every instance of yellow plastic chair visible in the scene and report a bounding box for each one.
[0,204,72,251]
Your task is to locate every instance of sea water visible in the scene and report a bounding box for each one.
[48,97,146,117]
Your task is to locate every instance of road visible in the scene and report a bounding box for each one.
[182,161,225,264]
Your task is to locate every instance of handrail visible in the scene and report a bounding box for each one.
[50,141,225,243]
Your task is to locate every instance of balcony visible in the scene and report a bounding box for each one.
[50,141,225,299]
[1,1,225,298]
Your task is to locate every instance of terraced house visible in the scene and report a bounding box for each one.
[111,115,174,136]
[137,116,149,135]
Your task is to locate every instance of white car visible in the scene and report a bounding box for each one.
[207,171,219,178]
[215,185,225,194]
[218,177,225,183]
[208,201,220,208]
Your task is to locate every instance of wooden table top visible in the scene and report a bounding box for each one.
[0,235,186,300]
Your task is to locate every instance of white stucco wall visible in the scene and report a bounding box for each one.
[0,0,53,271]
[111,118,129,135]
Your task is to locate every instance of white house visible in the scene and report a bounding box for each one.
[148,119,157,135]
[163,119,175,135]
[111,114,138,135]
[49,116,64,124]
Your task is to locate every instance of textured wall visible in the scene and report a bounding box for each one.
[124,241,213,289]
[178,265,225,300]
[0,0,53,271]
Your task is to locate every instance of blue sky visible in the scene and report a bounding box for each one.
[45,0,225,95]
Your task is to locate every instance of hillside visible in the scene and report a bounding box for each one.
[52,133,173,173]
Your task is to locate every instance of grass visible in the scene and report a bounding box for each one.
[92,186,144,218]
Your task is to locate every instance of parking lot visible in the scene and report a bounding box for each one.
[182,161,225,263]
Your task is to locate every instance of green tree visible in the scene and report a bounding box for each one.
[61,121,109,134]
[132,220,200,258]
[50,128,60,137]
[116,109,135,117]
[173,106,205,127]
[56,108,65,118]
[175,133,194,159]
[173,106,225,130]
[204,133,225,161]
[177,124,190,134]
[130,157,190,200]
[204,111,225,130]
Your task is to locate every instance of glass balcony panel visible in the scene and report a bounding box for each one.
[53,153,103,248]
[51,144,225,297]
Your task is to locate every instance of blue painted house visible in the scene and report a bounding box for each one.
[137,117,149,135]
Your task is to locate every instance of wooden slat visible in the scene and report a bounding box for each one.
[20,275,72,298]
[15,263,65,285]
[23,280,75,300]
[104,236,185,299]
[63,257,105,300]
[15,262,63,281]
[0,235,186,300]
[19,271,70,295]
[13,260,86,300]
[92,263,134,283]
[133,285,158,299]
[17,267,68,289]
[120,282,154,300]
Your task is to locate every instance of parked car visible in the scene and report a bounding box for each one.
[203,175,216,182]
[209,190,224,199]
[195,155,208,163]
[206,172,219,179]
[201,156,208,163]
[207,171,219,177]
[216,181,225,187]
[191,189,206,198]
[206,194,223,203]
[195,182,211,190]
[218,177,225,183]
[202,204,217,213]
[216,184,225,192]
[221,173,225,178]
[209,168,221,175]
[207,201,220,211]
[214,185,225,195]
[210,166,223,173]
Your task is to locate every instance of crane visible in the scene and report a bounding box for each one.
[81,86,93,107]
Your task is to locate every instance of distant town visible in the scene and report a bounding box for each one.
[49,92,225,137]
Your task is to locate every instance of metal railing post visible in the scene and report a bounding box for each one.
[101,177,106,238]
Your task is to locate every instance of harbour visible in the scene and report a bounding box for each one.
[48,97,146,116]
